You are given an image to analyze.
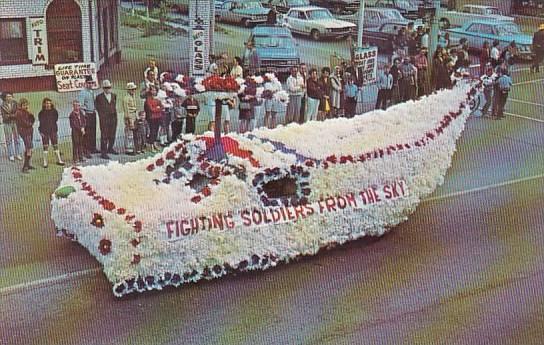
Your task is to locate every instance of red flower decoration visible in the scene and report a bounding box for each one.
[202,186,211,197]
[100,199,116,211]
[175,143,184,151]
[146,164,155,172]
[133,220,143,233]
[131,238,141,247]
[191,195,202,203]
[91,213,104,228]
[72,171,82,179]
[117,208,126,215]
[131,254,141,265]
[166,151,176,160]
[156,158,165,167]
[98,238,112,255]
[125,214,136,221]
[304,160,314,167]
[210,178,220,185]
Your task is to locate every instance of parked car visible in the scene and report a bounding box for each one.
[243,25,301,75]
[446,20,533,60]
[371,0,420,20]
[437,5,515,29]
[361,21,414,51]
[308,0,359,15]
[336,7,424,29]
[260,0,310,14]
[215,0,270,27]
[282,6,357,40]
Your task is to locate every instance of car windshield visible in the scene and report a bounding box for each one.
[495,23,520,35]
[397,0,416,8]
[253,35,294,48]
[289,0,309,5]
[485,8,502,15]
[307,9,333,20]
[234,1,262,9]
[382,10,405,20]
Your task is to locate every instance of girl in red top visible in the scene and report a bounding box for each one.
[144,86,163,151]
[15,98,35,173]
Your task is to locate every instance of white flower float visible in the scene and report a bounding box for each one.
[52,82,479,297]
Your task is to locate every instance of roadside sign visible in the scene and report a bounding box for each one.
[353,46,378,85]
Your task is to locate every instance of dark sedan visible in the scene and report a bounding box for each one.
[261,0,310,14]
[362,21,411,51]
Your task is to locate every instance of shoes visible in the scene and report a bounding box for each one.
[108,149,119,155]
[22,167,30,174]
[15,155,23,161]
[85,154,92,159]
[126,151,136,156]
[56,161,65,166]
[101,154,110,160]
[28,165,36,170]
[43,162,48,168]
[9,156,15,162]
[90,150,100,154]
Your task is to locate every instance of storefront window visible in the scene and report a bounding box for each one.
[0,19,28,64]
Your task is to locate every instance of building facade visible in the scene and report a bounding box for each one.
[0,0,121,92]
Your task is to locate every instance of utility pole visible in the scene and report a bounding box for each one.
[428,0,441,88]
[356,0,365,48]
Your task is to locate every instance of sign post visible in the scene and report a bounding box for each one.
[189,0,214,78]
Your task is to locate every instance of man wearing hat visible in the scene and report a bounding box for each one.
[414,48,429,97]
[531,24,544,73]
[123,82,139,155]
[95,79,118,159]
[78,76,97,156]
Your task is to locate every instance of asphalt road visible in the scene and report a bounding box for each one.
[1,9,544,345]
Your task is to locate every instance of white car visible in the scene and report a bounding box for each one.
[283,6,356,40]
[437,5,514,29]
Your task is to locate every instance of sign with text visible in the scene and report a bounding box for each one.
[161,179,408,242]
[30,18,48,65]
[54,63,98,93]
[353,46,378,85]
[189,0,214,78]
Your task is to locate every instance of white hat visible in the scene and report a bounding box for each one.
[102,80,112,88]
[126,82,137,90]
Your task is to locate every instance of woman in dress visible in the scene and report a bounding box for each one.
[330,66,343,118]
[238,77,257,133]
[318,67,331,121]
[38,98,65,168]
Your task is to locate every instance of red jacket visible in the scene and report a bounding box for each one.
[145,97,163,120]
[15,108,35,137]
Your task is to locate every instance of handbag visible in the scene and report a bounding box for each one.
[324,99,331,113]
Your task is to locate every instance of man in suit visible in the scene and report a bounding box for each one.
[95,80,118,159]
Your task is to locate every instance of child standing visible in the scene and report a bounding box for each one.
[69,100,87,164]
[134,111,147,154]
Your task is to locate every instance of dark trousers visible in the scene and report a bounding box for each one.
[531,52,543,72]
[171,119,184,141]
[72,130,85,162]
[375,89,390,110]
[99,117,117,153]
[299,96,306,124]
[148,118,161,144]
[186,116,196,134]
[493,91,509,117]
[134,125,146,152]
[482,88,493,115]
[84,111,97,152]
[344,97,357,118]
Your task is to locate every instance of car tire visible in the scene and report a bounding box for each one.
[439,18,450,29]
[310,29,321,41]
[241,18,251,28]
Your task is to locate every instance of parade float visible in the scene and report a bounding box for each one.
[51,75,479,297]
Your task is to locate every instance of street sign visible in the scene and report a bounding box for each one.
[189,0,214,78]
[353,46,378,85]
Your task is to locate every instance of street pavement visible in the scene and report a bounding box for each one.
[1,10,544,345]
